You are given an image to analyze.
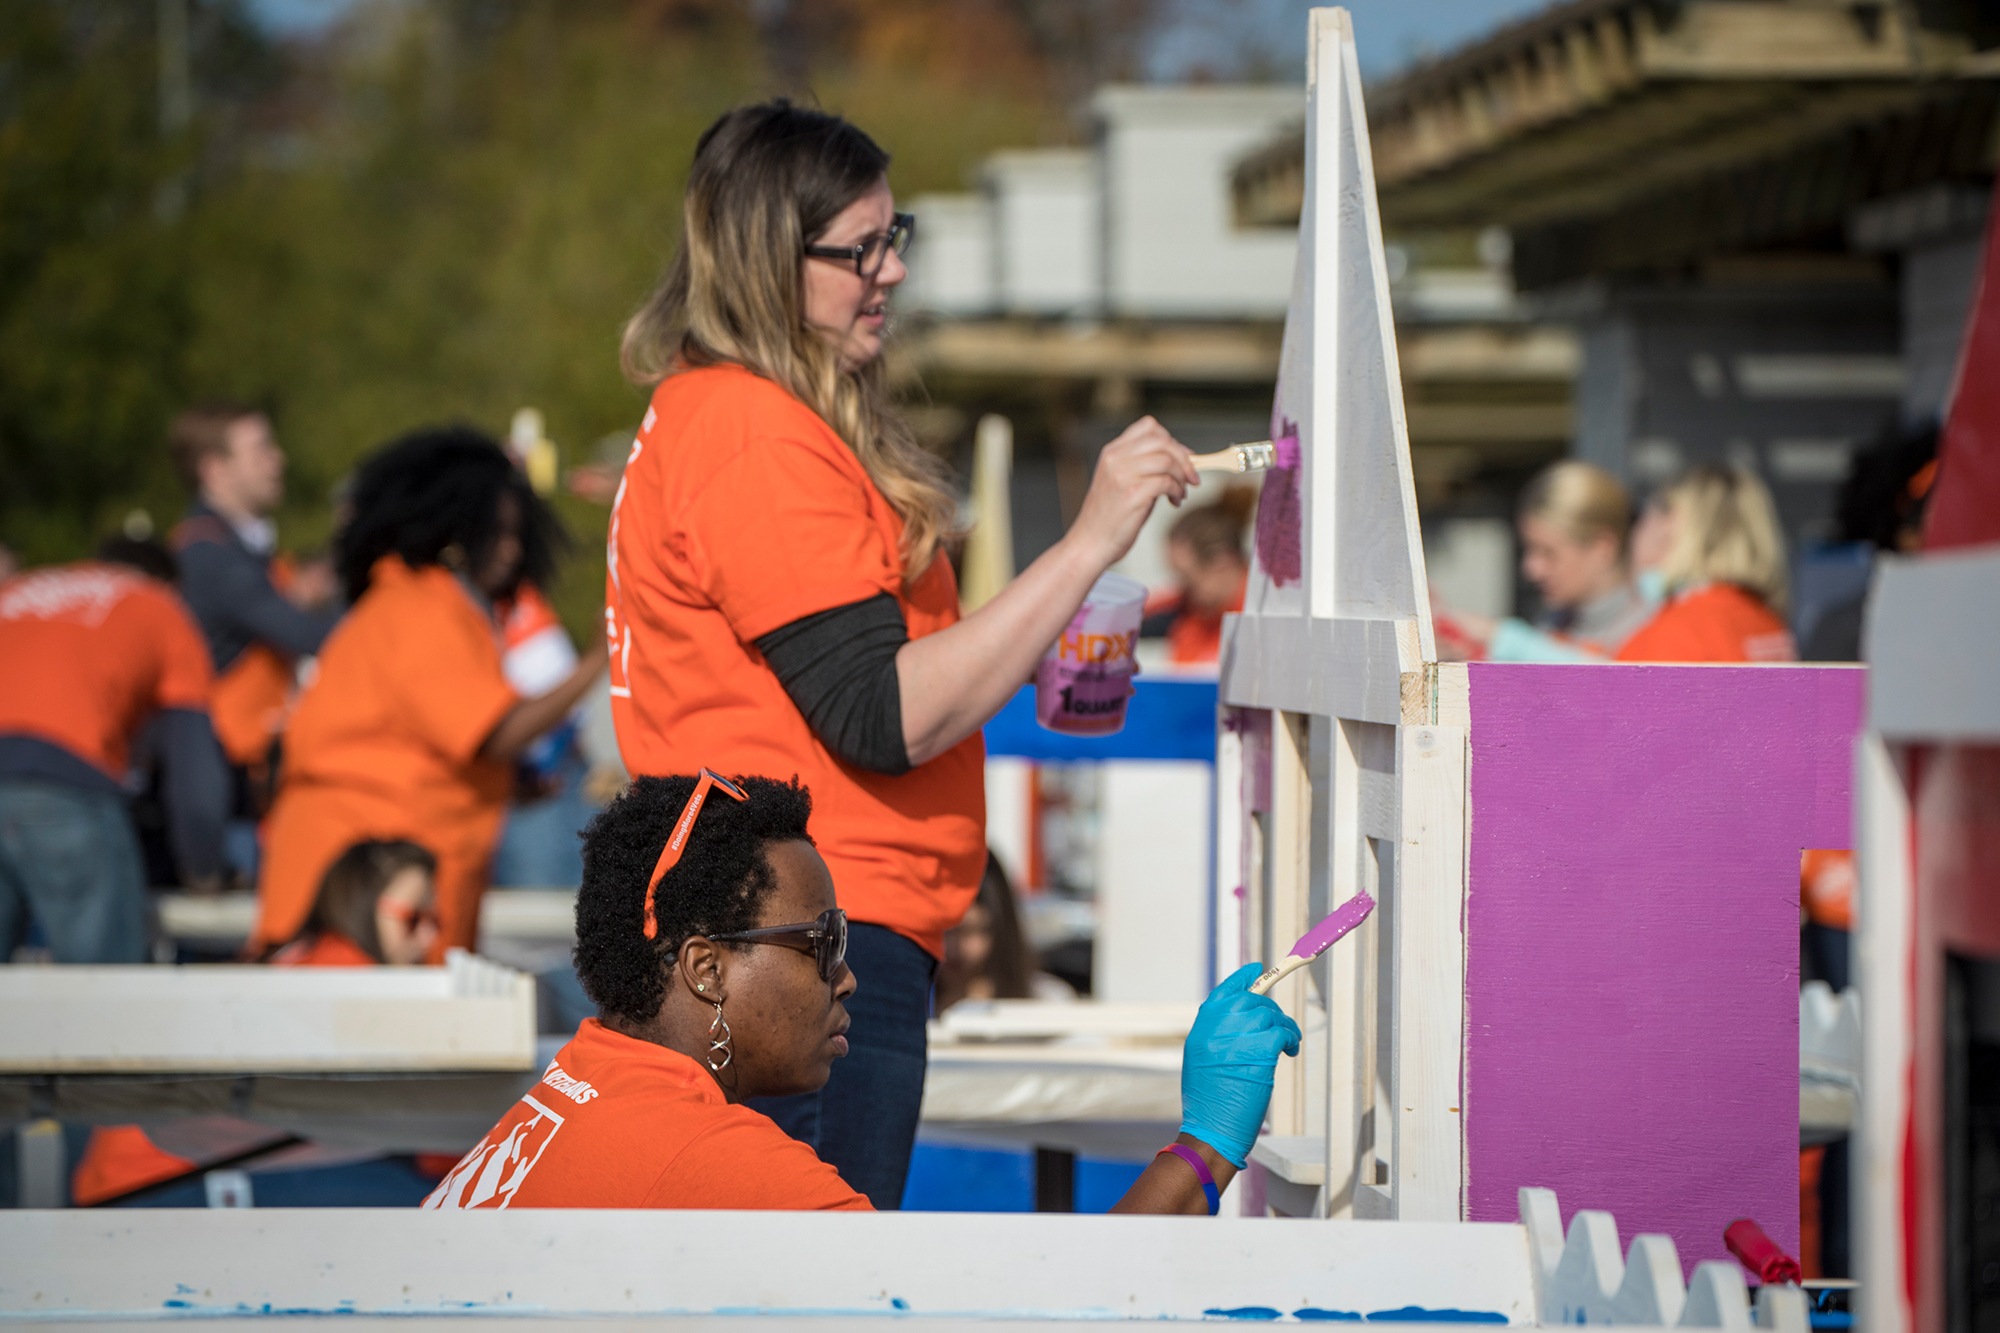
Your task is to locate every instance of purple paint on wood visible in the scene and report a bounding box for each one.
[1464,664,1864,1271]
[1254,416,1302,586]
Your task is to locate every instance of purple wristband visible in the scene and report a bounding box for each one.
[1160,1142,1220,1216]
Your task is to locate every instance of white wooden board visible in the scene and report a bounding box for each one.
[0,950,535,1073]
[0,1209,1538,1323]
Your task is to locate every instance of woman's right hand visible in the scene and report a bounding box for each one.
[1066,417,1199,569]
[1178,963,1303,1169]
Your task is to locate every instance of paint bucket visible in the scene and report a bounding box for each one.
[1034,572,1146,736]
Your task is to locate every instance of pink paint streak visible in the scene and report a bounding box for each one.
[1288,891,1374,961]
[1254,417,1302,586]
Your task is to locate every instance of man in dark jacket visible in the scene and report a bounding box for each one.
[166,405,339,878]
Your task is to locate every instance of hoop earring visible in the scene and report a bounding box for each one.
[706,1002,733,1072]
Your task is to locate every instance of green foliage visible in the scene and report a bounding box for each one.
[3,0,1062,640]
[0,4,199,561]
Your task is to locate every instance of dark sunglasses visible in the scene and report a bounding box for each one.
[804,213,914,279]
[711,907,849,984]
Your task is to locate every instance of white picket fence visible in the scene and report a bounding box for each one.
[1522,1188,1810,1330]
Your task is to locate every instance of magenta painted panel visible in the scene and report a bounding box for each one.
[1464,664,1865,1271]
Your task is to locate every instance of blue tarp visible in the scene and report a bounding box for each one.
[982,678,1218,763]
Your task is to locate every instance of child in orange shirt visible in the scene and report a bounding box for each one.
[271,839,439,966]
[255,428,607,958]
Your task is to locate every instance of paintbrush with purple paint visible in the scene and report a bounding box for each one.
[1248,892,1375,996]
[1189,434,1301,475]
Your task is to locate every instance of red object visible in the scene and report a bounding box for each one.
[1725,1217,1803,1285]
[1925,173,2000,549]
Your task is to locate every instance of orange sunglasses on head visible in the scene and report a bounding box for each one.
[642,769,749,940]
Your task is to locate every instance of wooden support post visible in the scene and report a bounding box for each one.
[1389,723,1467,1221]
[1267,710,1315,1141]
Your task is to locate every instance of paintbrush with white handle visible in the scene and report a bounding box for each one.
[1249,892,1376,996]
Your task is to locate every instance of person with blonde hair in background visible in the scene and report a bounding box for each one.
[1615,463,1795,663]
[1434,460,1651,662]
[606,100,1199,1207]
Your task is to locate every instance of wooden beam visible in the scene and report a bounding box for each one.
[1389,723,1468,1221]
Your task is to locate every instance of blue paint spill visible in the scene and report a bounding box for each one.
[890,1297,910,1311]
[162,1301,191,1309]
[1367,1308,1509,1324]
[1205,1308,1284,1320]
[1295,1310,1364,1321]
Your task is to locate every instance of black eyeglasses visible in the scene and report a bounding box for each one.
[804,213,914,279]
[711,907,849,983]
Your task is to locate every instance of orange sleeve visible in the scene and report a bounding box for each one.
[147,588,216,712]
[654,1113,873,1211]
[1614,601,1718,663]
[679,437,899,645]
[385,589,521,764]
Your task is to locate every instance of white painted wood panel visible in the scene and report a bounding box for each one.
[1391,725,1468,1221]
[0,950,535,1073]
[0,1209,1538,1323]
[1095,760,1213,1003]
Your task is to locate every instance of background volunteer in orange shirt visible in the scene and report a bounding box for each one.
[0,539,228,961]
[428,773,1298,1213]
[607,102,1201,1207]
[1616,463,1796,664]
[271,839,439,966]
[1140,489,1253,666]
[255,428,608,957]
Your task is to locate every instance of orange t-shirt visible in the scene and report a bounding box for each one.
[422,1018,871,1211]
[269,931,376,966]
[606,365,985,957]
[1614,584,1797,664]
[254,557,519,951]
[0,562,212,777]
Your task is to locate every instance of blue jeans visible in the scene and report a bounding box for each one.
[748,922,935,1209]
[0,781,147,963]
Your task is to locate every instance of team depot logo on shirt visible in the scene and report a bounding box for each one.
[0,568,141,628]
[423,1093,566,1209]
[422,1060,597,1209]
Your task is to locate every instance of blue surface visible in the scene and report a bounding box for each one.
[901,1140,1148,1213]
[981,679,1218,763]
[111,1156,441,1208]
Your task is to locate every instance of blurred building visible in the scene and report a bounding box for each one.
[899,84,1575,616]
[1232,0,2000,575]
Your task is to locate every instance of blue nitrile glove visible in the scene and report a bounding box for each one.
[1178,962,1304,1168]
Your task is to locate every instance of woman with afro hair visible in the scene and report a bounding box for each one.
[427,773,1300,1213]
[252,426,607,956]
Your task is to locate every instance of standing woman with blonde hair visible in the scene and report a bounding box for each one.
[606,101,1198,1207]
[1616,463,1795,662]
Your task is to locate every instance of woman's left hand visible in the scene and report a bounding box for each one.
[1178,963,1303,1168]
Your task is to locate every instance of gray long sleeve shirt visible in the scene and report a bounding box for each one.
[171,503,337,672]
